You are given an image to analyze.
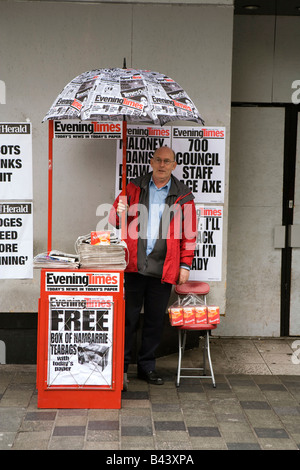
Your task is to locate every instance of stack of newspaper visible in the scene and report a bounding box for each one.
[33,250,79,269]
[75,232,127,270]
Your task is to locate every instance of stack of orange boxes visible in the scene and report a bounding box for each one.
[169,303,220,326]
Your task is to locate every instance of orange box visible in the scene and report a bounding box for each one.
[169,307,183,326]
[91,231,110,245]
[195,305,208,324]
[207,305,220,324]
[183,306,195,325]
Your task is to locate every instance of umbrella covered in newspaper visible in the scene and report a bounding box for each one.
[42,66,204,252]
[42,67,204,126]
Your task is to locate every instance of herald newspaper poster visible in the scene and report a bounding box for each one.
[115,124,225,203]
[0,123,32,199]
[189,205,223,282]
[48,295,114,387]
[0,202,33,279]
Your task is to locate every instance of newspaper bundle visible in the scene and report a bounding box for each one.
[75,232,127,270]
[33,250,79,269]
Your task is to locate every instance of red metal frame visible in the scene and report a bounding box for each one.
[47,120,54,253]
[47,119,128,252]
[121,119,127,198]
[42,121,127,408]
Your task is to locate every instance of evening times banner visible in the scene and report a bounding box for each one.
[53,120,122,139]
[0,122,32,199]
[0,202,33,279]
[48,295,114,387]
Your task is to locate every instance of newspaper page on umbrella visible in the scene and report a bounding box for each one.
[43,68,204,126]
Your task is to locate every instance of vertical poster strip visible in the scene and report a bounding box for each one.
[189,205,223,282]
[0,202,33,279]
[47,295,114,387]
[172,126,225,204]
[115,124,171,197]
[0,122,32,200]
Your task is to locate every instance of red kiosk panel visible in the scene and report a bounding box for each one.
[37,269,125,409]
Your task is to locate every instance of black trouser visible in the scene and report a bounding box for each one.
[124,272,172,373]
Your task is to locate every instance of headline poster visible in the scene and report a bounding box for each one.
[172,126,225,204]
[114,125,225,282]
[47,295,114,387]
[0,202,33,279]
[189,205,223,282]
[115,124,171,193]
[115,124,225,204]
[0,122,32,199]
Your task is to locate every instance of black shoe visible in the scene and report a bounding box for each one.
[137,369,164,385]
[123,372,129,391]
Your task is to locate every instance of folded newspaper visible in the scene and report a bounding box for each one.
[75,232,128,270]
[33,250,79,269]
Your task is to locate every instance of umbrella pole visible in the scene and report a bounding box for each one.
[120,58,128,239]
[121,119,127,197]
[120,119,127,239]
[47,119,54,253]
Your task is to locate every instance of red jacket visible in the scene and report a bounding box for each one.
[109,173,197,285]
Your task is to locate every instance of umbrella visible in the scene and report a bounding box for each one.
[43,65,204,249]
[43,67,204,126]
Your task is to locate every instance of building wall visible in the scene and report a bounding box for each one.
[224,106,284,336]
[1,2,299,361]
[0,0,234,361]
[223,14,300,337]
[231,15,300,103]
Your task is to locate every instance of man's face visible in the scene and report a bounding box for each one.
[150,147,177,187]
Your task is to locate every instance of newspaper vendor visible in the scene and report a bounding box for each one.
[109,146,197,386]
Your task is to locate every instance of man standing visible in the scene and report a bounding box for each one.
[109,146,197,386]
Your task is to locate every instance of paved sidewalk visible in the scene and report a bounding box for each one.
[1,337,300,450]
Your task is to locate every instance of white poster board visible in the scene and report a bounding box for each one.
[115,125,225,281]
[115,124,225,203]
[115,125,171,194]
[189,205,223,282]
[0,122,32,199]
[0,202,33,279]
[172,126,225,203]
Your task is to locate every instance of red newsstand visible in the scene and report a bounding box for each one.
[36,268,125,409]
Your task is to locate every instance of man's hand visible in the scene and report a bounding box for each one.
[116,201,128,216]
[177,267,190,285]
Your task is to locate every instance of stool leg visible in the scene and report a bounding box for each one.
[123,372,128,391]
[206,331,216,388]
[176,330,183,387]
[202,335,207,375]
[182,330,187,352]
